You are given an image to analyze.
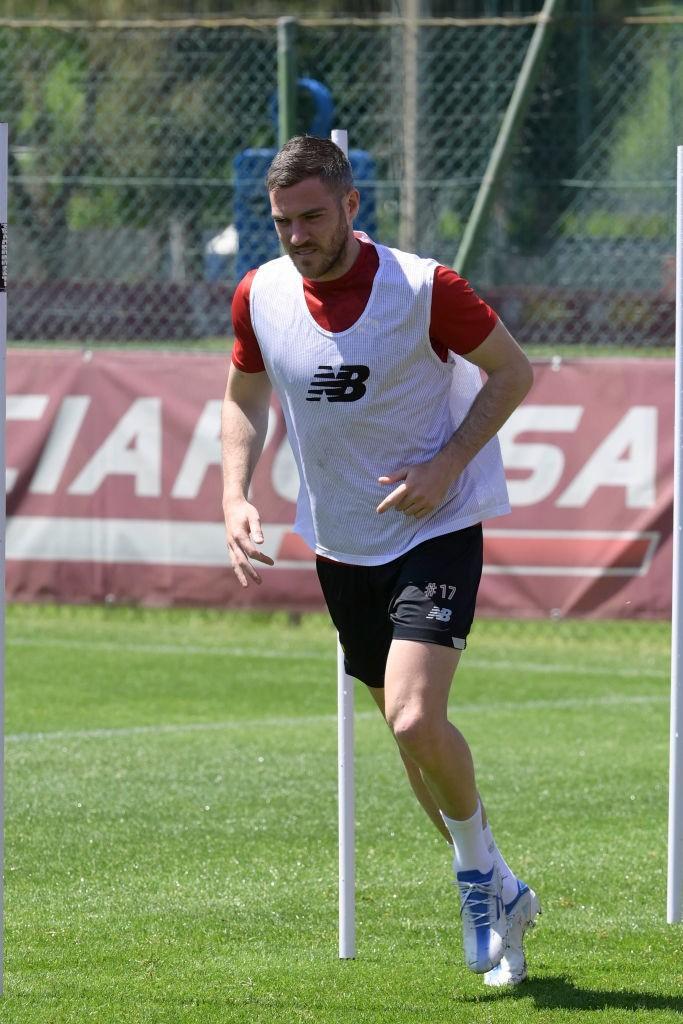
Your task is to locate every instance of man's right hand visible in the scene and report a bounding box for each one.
[223,497,274,587]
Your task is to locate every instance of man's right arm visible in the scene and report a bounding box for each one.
[221,363,274,587]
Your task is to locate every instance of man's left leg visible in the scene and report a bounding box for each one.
[383,638,506,974]
[364,683,453,844]
[384,640,476,818]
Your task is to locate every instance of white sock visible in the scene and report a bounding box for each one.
[441,802,493,876]
[483,822,519,903]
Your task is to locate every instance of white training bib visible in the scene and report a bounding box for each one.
[250,242,509,565]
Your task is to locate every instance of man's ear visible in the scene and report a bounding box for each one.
[346,188,361,221]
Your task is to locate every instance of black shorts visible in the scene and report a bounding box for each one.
[316,524,483,688]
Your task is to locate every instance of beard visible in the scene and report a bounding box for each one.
[286,208,351,280]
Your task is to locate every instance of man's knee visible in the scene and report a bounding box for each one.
[387,703,442,761]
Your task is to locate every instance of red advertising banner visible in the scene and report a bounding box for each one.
[482,358,672,619]
[6,350,673,619]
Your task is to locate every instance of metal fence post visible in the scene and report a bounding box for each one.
[454,0,564,277]
[278,17,298,148]
[400,0,419,254]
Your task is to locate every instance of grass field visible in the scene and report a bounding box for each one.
[2,604,681,1023]
[7,340,676,359]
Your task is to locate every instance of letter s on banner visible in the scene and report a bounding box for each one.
[498,405,584,507]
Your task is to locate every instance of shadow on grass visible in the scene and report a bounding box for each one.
[465,975,683,1013]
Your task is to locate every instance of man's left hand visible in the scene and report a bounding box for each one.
[376,456,454,518]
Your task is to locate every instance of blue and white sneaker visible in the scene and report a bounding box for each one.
[483,881,541,987]
[456,864,507,974]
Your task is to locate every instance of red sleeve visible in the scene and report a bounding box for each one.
[231,269,266,373]
[429,265,498,360]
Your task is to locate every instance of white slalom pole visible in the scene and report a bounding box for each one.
[668,144,683,924]
[0,123,8,988]
[336,639,355,959]
[330,126,356,959]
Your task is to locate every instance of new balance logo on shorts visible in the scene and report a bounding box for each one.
[306,365,370,403]
[426,606,453,622]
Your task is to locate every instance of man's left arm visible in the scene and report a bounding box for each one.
[376,320,533,518]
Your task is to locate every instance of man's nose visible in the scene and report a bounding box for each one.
[289,221,310,245]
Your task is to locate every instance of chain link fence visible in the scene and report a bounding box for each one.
[0,13,680,347]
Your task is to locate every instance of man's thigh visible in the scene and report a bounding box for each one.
[384,638,461,718]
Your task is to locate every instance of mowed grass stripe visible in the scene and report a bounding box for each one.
[6,634,669,679]
[5,692,668,744]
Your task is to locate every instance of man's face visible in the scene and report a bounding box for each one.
[269,177,360,281]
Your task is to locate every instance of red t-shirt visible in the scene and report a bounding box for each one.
[231,239,497,372]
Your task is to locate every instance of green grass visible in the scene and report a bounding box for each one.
[7,340,675,359]
[2,604,681,1023]
[7,338,231,353]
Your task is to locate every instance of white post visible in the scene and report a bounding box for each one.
[0,122,8,989]
[330,126,355,959]
[668,144,683,924]
[337,639,355,959]
[331,129,348,159]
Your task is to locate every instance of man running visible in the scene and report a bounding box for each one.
[221,135,539,986]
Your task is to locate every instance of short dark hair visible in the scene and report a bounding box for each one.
[266,135,353,196]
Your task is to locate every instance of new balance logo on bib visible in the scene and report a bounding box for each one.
[306,364,369,403]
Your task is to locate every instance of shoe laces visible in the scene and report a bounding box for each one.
[456,877,503,929]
